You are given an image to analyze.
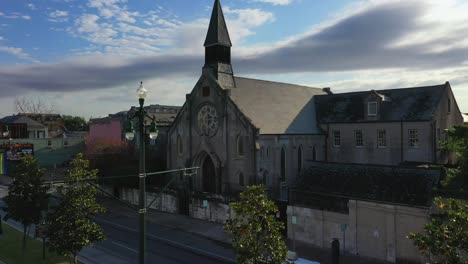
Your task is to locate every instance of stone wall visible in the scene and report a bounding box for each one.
[107,187,232,223]
[287,200,428,263]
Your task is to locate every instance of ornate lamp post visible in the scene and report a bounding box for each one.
[126,81,158,264]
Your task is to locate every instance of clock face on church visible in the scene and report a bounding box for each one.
[197,104,219,137]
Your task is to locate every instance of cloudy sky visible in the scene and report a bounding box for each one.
[0,0,467,118]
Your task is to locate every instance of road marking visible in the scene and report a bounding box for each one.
[95,217,235,263]
[111,241,138,253]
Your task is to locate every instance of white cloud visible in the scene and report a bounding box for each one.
[0,46,37,62]
[27,3,36,10]
[49,10,69,22]
[87,0,138,23]
[224,7,274,44]
[0,12,32,20]
[50,10,69,18]
[0,36,4,40]
[253,0,294,5]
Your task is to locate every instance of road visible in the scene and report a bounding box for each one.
[0,185,235,264]
[94,211,235,264]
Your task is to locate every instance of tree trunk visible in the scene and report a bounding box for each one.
[22,224,27,250]
[74,254,78,264]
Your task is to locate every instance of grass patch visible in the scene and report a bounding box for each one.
[0,224,69,264]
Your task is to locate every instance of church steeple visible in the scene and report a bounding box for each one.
[204,0,232,47]
[203,0,235,88]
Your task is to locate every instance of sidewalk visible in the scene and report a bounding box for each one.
[287,239,391,264]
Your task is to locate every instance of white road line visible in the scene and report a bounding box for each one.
[95,217,235,263]
[111,241,138,253]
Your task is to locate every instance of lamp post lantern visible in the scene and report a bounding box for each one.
[126,81,158,264]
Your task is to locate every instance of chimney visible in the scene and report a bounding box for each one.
[323,87,333,95]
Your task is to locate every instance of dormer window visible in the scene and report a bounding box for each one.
[368,102,377,116]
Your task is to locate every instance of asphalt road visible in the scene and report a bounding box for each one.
[94,207,235,264]
[95,218,233,264]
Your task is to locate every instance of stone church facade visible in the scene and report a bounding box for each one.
[167,0,464,200]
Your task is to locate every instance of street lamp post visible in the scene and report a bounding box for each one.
[126,82,158,264]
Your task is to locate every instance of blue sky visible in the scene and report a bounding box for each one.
[0,0,467,118]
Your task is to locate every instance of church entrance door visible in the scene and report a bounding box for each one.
[202,155,217,193]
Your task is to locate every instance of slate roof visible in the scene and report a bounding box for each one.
[315,83,448,123]
[204,0,232,47]
[1,115,46,129]
[229,77,326,134]
[293,162,440,207]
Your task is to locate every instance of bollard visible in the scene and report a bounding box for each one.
[332,238,340,264]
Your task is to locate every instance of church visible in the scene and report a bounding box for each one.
[166,0,464,201]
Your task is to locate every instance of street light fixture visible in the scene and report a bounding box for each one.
[2,125,9,138]
[126,81,159,264]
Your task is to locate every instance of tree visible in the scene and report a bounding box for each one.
[62,115,88,131]
[47,153,105,264]
[15,96,55,114]
[442,125,468,186]
[408,197,468,264]
[2,155,48,249]
[224,185,288,264]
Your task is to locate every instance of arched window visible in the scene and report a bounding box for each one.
[266,146,270,159]
[263,171,268,185]
[237,135,244,157]
[177,135,183,156]
[238,172,244,186]
[202,86,210,97]
[298,146,303,173]
[312,146,316,161]
[260,147,264,159]
[280,147,286,182]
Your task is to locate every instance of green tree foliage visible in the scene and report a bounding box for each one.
[442,125,468,187]
[408,197,468,264]
[62,115,88,131]
[47,153,105,263]
[224,185,288,264]
[2,155,48,249]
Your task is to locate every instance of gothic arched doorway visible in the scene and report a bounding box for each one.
[202,155,217,193]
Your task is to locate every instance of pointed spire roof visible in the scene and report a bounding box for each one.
[204,0,232,47]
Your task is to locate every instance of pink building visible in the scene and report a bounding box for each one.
[87,117,124,154]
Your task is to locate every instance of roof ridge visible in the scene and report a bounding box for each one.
[234,76,322,90]
[316,83,446,97]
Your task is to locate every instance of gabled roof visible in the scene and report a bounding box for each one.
[315,83,448,123]
[229,77,326,134]
[204,0,232,47]
[1,115,46,129]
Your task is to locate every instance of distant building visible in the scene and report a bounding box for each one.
[463,113,468,123]
[1,115,48,139]
[87,116,125,154]
[87,104,181,158]
[18,113,65,138]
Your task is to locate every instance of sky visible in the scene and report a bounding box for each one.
[0,0,468,119]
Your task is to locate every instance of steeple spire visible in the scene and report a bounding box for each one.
[204,0,232,47]
[203,0,235,88]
